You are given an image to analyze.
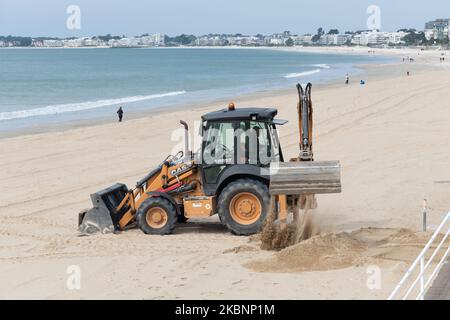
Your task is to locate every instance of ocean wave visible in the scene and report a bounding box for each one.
[0,91,187,121]
[284,69,321,79]
[312,64,331,69]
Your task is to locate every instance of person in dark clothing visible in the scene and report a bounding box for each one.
[117,107,124,122]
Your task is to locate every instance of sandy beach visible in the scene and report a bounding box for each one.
[0,48,449,299]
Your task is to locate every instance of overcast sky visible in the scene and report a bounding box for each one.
[0,0,448,37]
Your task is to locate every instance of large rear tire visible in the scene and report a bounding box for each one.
[218,179,269,235]
[136,197,177,235]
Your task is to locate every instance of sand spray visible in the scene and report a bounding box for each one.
[261,195,321,250]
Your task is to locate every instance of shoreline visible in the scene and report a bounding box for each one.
[3,45,448,140]
[0,78,355,139]
[0,49,395,139]
[0,51,438,140]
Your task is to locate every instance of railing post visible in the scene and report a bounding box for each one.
[422,199,427,232]
[420,257,425,300]
[389,211,450,300]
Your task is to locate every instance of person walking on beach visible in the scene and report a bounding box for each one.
[345,74,349,85]
[117,107,124,122]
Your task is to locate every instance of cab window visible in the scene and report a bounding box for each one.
[202,120,275,167]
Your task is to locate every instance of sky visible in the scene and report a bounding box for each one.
[0,0,449,37]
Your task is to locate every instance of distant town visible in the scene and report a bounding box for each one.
[1,18,449,49]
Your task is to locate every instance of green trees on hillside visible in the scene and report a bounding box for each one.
[401,30,449,46]
[165,34,197,45]
[311,28,325,43]
[285,37,294,46]
[0,36,32,46]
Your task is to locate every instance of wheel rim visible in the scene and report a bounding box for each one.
[146,207,168,229]
[229,192,262,225]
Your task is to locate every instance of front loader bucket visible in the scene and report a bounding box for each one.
[269,161,341,196]
[79,183,130,235]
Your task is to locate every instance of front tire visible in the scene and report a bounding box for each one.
[136,197,177,235]
[218,179,269,235]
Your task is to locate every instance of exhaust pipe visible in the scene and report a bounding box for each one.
[179,120,192,160]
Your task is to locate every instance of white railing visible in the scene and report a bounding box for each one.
[388,211,450,300]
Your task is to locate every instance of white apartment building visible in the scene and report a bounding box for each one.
[387,32,407,45]
[318,34,350,45]
[114,37,141,47]
[424,27,449,40]
[194,36,209,46]
[424,18,450,40]
[351,34,363,46]
[318,34,332,45]
[425,29,437,40]
[225,36,256,46]
[351,31,390,46]
[140,33,165,46]
[268,38,284,45]
[43,39,64,47]
[293,35,313,45]
[368,32,389,46]
[64,38,85,47]
[83,38,107,47]
[194,36,225,46]
[333,34,351,45]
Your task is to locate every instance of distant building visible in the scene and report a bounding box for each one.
[351,33,368,46]
[368,32,389,46]
[425,19,450,31]
[140,33,165,46]
[195,36,222,46]
[269,38,284,46]
[318,34,332,45]
[32,39,44,47]
[387,32,407,45]
[317,34,351,46]
[12,20,450,49]
[108,39,120,47]
[262,33,286,46]
[424,18,450,40]
[62,38,85,47]
[333,34,351,45]
[120,37,140,47]
[424,29,437,40]
[83,38,105,47]
[293,35,313,45]
[43,39,63,47]
[351,31,391,46]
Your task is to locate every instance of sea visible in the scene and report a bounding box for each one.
[0,47,390,134]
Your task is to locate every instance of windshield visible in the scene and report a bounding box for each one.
[202,120,278,166]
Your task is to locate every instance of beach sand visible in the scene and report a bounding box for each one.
[0,49,449,299]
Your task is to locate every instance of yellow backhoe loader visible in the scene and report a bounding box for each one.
[78,83,341,236]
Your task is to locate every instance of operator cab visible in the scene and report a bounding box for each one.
[199,104,287,192]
